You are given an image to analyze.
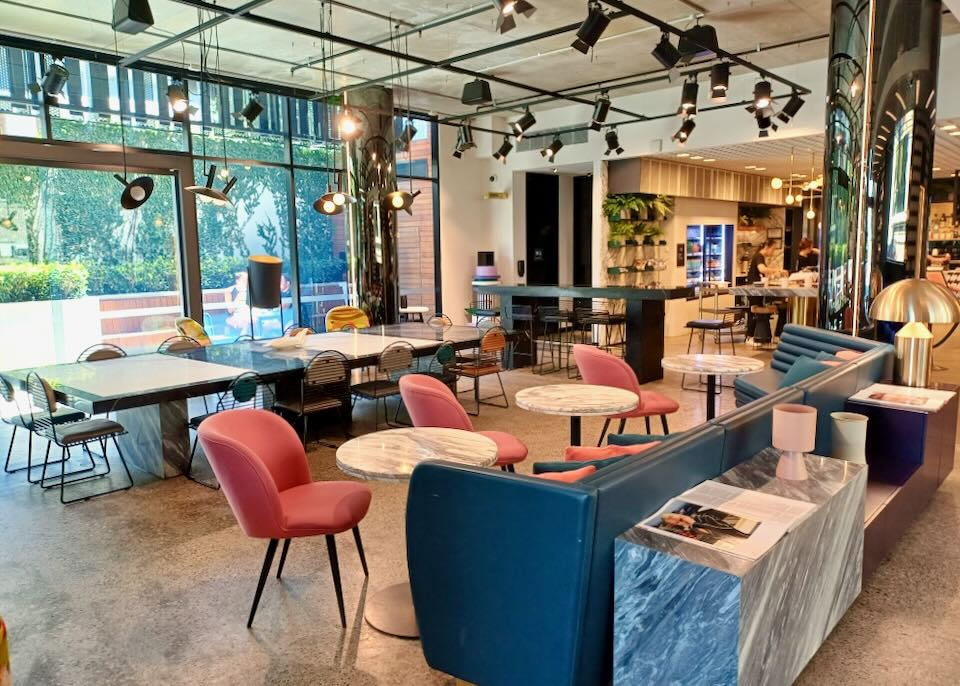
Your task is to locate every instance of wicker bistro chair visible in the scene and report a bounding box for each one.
[157,335,202,354]
[26,372,132,504]
[455,326,509,416]
[351,341,418,431]
[1,376,83,479]
[76,343,127,362]
[186,372,275,489]
[274,351,352,446]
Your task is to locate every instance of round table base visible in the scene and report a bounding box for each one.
[365,581,419,639]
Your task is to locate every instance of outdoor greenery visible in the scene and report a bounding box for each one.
[0,263,87,302]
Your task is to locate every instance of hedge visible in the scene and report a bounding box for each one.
[0,263,88,303]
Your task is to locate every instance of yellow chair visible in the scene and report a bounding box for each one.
[175,317,212,346]
[325,306,370,332]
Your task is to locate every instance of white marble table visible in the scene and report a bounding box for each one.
[661,354,764,420]
[399,305,429,322]
[516,384,638,445]
[336,427,498,638]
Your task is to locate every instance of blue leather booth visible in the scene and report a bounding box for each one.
[406,326,894,686]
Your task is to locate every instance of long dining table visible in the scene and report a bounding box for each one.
[1,325,506,480]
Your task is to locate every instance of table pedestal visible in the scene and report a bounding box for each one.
[705,375,718,420]
[365,581,419,638]
[570,416,581,446]
[115,399,190,478]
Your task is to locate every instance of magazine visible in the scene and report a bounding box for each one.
[849,383,956,413]
[640,481,815,561]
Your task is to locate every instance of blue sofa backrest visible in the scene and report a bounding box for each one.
[711,387,805,471]
[773,323,883,373]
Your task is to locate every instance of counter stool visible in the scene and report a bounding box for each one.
[681,315,737,392]
[536,306,573,375]
[750,305,777,347]
[509,304,536,368]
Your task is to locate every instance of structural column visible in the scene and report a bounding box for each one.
[344,86,399,325]
[819,0,942,333]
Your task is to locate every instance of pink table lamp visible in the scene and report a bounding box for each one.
[772,404,817,480]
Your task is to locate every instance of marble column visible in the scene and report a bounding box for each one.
[344,86,399,325]
[818,0,942,333]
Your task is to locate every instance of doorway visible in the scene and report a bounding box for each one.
[525,173,559,285]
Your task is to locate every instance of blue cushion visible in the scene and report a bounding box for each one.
[532,457,628,474]
[606,433,673,446]
[778,356,828,388]
[734,366,784,399]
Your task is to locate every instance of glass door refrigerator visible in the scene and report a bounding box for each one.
[685,224,734,286]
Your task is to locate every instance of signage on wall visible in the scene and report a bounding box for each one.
[676,243,685,267]
[484,191,509,200]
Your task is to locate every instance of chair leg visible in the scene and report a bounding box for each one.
[661,415,670,435]
[506,464,515,473]
[248,539,279,628]
[617,418,626,435]
[645,416,652,434]
[276,539,291,579]
[325,534,347,628]
[3,425,16,473]
[597,418,611,447]
[352,526,369,577]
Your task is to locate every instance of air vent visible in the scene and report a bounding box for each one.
[516,128,587,153]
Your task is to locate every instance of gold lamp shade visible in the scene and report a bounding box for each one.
[869,278,960,324]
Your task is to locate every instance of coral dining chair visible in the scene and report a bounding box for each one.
[197,408,372,628]
[572,344,680,446]
[398,374,527,472]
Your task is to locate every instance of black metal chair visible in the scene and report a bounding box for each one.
[186,371,275,489]
[274,351,352,446]
[536,305,574,375]
[27,372,132,504]
[509,304,536,368]
[76,343,126,362]
[1,376,83,479]
[157,335,202,354]
[351,341,418,430]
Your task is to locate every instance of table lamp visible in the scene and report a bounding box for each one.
[772,404,816,480]
[247,255,283,339]
[869,278,960,387]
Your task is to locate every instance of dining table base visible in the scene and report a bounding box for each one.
[115,399,190,478]
[365,581,420,639]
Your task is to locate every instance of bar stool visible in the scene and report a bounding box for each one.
[750,305,777,346]
[536,305,573,374]
[509,304,536,368]
[681,314,737,392]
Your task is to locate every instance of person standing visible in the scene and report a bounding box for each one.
[796,237,820,270]
[746,239,787,339]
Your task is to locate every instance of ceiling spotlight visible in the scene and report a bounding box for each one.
[753,80,773,110]
[113,0,154,34]
[461,78,494,105]
[541,136,563,161]
[493,136,513,163]
[30,57,69,101]
[651,32,682,70]
[590,91,611,131]
[671,117,696,145]
[777,92,806,123]
[755,110,774,138]
[233,93,263,125]
[604,128,623,156]
[396,120,418,152]
[167,81,188,113]
[710,63,729,102]
[571,1,611,54]
[678,24,720,64]
[453,123,477,159]
[771,177,783,190]
[510,108,537,139]
[0,211,18,231]
[114,174,154,210]
[386,189,422,215]
[492,0,535,34]
[680,77,699,114]
[338,108,363,140]
[186,164,236,206]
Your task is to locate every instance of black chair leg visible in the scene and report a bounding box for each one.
[352,526,369,577]
[506,464,515,473]
[3,425,16,473]
[645,416,652,434]
[248,538,279,628]
[596,418,611,447]
[276,539,291,579]
[617,418,627,435]
[661,415,670,435]
[325,534,347,628]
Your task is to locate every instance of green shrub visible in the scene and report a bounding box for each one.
[0,262,88,303]
[86,258,177,295]
[200,255,248,290]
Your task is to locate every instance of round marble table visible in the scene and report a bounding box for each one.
[661,354,765,420]
[336,427,498,638]
[515,384,639,445]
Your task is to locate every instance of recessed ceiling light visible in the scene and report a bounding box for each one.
[950,131,960,137]
[677,153,690,157]
[754,167,766,171]
[792,173,806,178]
[933,167,942,171]
[745,165,756,169]
[690,155,703,160]
[941,124,957,130]
[702,158,715,162]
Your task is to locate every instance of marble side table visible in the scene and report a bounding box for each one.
[515,384,638,445]
[614,448,866,686]
[661,354,764,420]
[336,427,498,638]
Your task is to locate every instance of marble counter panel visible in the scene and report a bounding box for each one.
[614,449,866,686]
[515,384,638,417]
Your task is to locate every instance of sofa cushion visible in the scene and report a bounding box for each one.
[534,465,597,482]
[735,366,784,399]
[564,442,661,462]
[533,457,628,474]
[835,349,863,360]
[779,357,828,388]
[607,432,677,446]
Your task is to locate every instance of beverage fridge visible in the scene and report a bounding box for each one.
[685,224,734,287]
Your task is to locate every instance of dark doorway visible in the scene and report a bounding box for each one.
[573,175,593,286]
[526,173,559,285]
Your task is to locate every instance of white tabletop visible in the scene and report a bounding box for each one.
[336,427,498,482]
[261,331,442,361]
[515,384,639,417]
[399,306,430,313]
[661,354,765,376]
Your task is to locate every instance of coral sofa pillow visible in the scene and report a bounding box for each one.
[534,465,597,483]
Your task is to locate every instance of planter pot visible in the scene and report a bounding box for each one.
[642,237,655,246]
[830,412,868,463]
[607,240,622,249]
[625,239,639,246]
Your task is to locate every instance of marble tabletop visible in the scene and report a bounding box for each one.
[661,354,765,376]
[336,427,498,482]
[729,284,818,298]
[399,305,430,313]
[515,384,639,417]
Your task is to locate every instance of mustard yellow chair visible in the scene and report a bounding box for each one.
[175,317,212,346]
[325,306,370,332]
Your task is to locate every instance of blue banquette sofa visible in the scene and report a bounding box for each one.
[405,325,893,686]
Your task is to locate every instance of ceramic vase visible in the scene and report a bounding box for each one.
[830,412,868,463]
[772,404,817,480]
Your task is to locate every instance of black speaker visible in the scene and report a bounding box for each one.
[113,0,154,34]
[477,251,495,267]
[517,260,525,278]
[461,79,493,105]
[247,255,282,309]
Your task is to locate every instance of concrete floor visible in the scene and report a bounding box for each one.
[1,333,959,685]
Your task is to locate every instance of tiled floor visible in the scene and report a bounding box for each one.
[1,332,958,685]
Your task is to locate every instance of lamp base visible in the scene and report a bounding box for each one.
[776,450,808,480]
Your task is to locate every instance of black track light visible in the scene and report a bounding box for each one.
[167,81,188,113]
[604,128,624,156]
[753,80,773,110]
[492,0,536,34]
[386,189,422,215]
[113,0,154,34]
[461,78,493,105]
[186,164,236,206]
[233,93,263,125]
[541,136,563,161]
[590,92,611,131]
[710,63,730,102]
[493,136,513,163]
[755,110,774,137]
[651,32,682,70]
[777,92,806,123]
[678,24,719,64]
[453,123,477,158]
[510,109,537,139]
[680,77,699,114]
[672,118,696,145]
[114,174,154,210]
[396,120,418,152]
[571,1,611,54]
[30,57,69,101]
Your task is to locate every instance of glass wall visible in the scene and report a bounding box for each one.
[395,119,439,312]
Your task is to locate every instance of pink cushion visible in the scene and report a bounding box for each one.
[534,465,597,482]
[835,350,863,361]
[279,481,372,536]
[820,360,842,367]
[477,430,529,466]
[612,391,680,418]
[564,441,661,462]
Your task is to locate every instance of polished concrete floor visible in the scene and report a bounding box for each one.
[1,333,959,685]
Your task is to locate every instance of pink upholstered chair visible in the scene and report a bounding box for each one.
[197,408,372,628]
[398,374,528,472]
[572,344,680,446]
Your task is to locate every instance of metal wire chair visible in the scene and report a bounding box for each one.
[157,335,202,354]
[351,341,417,430]
[76,343,127,362]
[274,350,352,446]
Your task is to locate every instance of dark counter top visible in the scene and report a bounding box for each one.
[474,284,694,300]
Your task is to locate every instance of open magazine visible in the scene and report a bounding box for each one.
[640,481,816,561]
[849,383,955,413]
